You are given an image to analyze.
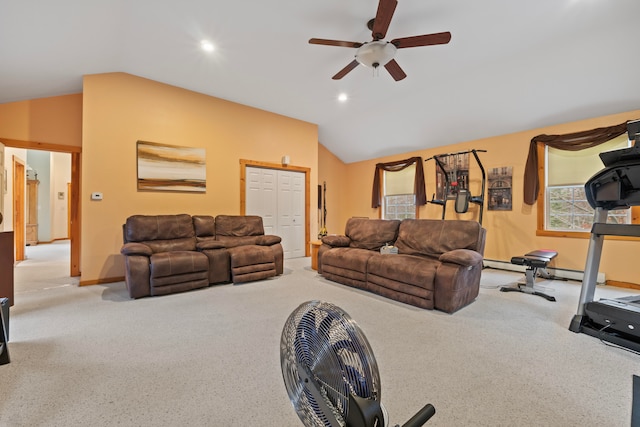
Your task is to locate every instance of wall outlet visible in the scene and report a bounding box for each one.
[91,192,103,201]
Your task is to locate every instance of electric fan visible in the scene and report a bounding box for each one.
[280,300,435,427]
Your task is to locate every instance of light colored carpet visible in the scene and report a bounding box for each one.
[2,242,639,426]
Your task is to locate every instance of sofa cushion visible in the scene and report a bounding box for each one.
[196,240,226,250]
[215,215,264,237]
[149,251,209,279]
[143,238,197,253]
[394,219,482,257]
[345,218,401,250]
[125,214,195,242]
[367,254,439,291]
[216,235,261,248]
[193,215,216,238]
[322,247,377,274]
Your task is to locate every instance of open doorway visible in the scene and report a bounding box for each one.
[1,140,81,282]
[5,148,75,291]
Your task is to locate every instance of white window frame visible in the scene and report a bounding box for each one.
[540,137,635,236]
[381,168,417,220]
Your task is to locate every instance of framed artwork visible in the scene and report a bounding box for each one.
[434,152,469,200]
[488,166,513,211]
[137,141,206,192]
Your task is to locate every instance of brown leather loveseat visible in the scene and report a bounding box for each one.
[319,217,486,313]
[121,214,283,299]
[193,215,283,283]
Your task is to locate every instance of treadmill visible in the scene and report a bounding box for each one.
[569,119,640,352]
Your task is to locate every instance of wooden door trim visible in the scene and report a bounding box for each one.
[67,182,71,238]
[69,152,80,276]
[2,138,81,276]
[240,159,311,257]
[1,138,81,153]
[12,157,25,261]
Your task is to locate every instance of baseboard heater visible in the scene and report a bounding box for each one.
[483,259,606,284]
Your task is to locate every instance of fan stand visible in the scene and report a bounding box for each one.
[281,301,436,427]
[346,394,386,427]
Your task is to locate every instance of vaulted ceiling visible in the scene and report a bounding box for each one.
[1,0,639,163]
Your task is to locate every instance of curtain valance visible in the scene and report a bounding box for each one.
[523,121,629,205]
[371,156,426,208]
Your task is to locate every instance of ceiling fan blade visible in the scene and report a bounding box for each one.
[332,60,360,80]
[391,32,452,49]
[371,0,398,40]
[309,38,363,48]
[384,59,406,81]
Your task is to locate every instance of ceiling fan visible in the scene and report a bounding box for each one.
[309,0,451,81]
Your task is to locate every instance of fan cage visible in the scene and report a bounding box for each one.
[281,301,381,427]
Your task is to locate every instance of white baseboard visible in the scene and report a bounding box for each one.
[483,259,606,284]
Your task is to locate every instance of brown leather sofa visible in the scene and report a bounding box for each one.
[193,215,283,283]
[319,217,486,313]
[121,214,210,298]
[121,214,283,299]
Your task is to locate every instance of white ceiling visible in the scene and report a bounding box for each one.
[1,0,639,163]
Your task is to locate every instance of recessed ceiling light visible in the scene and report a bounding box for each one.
[338,93,348,102]
[200,40,214,52]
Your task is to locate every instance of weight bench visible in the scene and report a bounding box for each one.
[500,250,558,302]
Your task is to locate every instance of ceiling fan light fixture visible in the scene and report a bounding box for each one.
[355,41,396,68]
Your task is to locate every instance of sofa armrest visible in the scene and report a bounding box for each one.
[434,249,483,313]
[197,241,227,250]
[257,235,282,246]
[121,242,152,257]
[321,235,351,247]
[439,249,482,268]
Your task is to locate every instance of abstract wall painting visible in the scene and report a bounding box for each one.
[137,141,206,192]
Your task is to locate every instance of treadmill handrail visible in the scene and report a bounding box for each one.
[590,222,640,238]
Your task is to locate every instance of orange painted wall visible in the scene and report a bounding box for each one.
[2,74,638,285]
[82,72,318,282]
[0,94,82,146]
[318,109,640,285]
[317,143,349,237]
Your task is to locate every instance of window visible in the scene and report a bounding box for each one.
[541,134,633,234]
[382,164,417,220]
[547,185,629,231]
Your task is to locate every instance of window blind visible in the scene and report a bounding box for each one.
[547,134,629,186]
[384,164,416,195]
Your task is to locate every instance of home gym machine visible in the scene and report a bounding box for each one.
[425,149,487,225]
[569,119,640,353]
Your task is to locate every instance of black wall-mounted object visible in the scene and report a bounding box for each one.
[318,185,322,209]
[0,232,14,307]
[0,297,9,365]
